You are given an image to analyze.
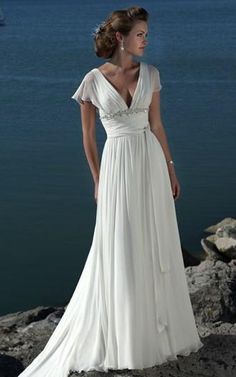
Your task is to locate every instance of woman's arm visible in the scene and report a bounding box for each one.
[148,92,174,169]
[79,101,100,201]
[148,91,181,200]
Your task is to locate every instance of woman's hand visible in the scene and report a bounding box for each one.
[94,180,99,204]
[168,167,181,201]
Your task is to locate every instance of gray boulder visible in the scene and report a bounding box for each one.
[201,217,236,262]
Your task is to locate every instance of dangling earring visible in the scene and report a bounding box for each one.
[120,39,124,51]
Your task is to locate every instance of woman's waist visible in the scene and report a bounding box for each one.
[104,122,151,139]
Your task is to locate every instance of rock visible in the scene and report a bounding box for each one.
[42,307,65,325]
[186,259,236,324]
[0,306,64,369]
[201,236,231,262]
[0,306,58,328]
[201,217,236,262]
[205,217,236,234]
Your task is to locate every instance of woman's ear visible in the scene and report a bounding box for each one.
[115,31,123,43]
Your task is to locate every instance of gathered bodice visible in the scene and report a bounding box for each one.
[71,61,162,139]
[100,107,150,138]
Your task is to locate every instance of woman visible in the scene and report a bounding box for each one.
[18,6,204,377]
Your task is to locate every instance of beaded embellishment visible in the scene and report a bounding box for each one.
[99,107,149,120]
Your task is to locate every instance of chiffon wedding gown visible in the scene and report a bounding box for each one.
[18,61,204,377]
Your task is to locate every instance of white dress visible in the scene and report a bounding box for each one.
[18,61,204,377]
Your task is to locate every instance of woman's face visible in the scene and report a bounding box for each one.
[123,21,148,56]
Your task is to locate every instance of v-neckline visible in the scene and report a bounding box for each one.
[94,61,143,110]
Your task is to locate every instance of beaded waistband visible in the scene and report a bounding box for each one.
[99,107,149,120]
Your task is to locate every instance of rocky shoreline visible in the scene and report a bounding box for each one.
[1,217,236,377]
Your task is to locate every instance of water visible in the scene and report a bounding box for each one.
[0,0,235,315]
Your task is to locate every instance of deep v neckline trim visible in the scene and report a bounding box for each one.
[94,61,143,109]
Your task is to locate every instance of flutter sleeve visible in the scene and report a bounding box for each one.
[71,72,97,106]
[151,65,162,92]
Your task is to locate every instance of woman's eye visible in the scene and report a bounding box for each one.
[137,33,148,38]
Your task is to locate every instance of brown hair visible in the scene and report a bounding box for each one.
[93,6,149,59]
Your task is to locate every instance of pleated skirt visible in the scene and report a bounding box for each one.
[18,128,204,377]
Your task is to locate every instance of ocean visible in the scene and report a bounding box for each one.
[0,0,235,315]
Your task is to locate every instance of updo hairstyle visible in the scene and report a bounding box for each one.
[93,6,149,59]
